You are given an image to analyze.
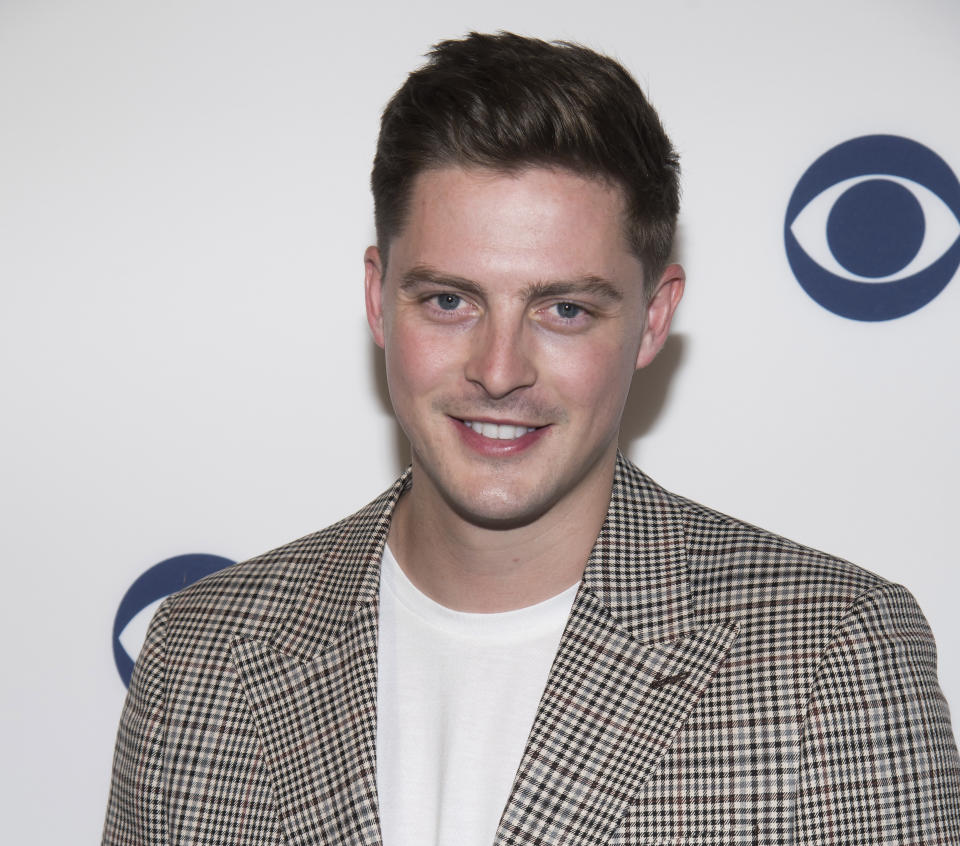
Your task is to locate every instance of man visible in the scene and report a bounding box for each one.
[104,32,960,845]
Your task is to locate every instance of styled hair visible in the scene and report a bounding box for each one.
[371,31,681,285]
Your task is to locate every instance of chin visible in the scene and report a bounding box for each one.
[441,482,558,531]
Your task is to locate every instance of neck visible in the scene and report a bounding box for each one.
[387,453,616,612]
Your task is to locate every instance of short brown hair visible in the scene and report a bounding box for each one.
[371,31,680,285]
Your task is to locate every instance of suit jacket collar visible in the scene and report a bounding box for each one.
[582,452,695,645]
[268,452,692,657]
[231,454,738,845]
[268,468,411,661]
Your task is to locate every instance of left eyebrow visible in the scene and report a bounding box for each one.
[522,276,624,303]
[398,267,485,298]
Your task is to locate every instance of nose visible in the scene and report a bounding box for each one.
[463,314,537,399]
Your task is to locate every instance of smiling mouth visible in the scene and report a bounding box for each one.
[459,420,542,440]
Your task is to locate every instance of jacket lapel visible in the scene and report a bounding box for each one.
[230,473,409,846]
[494,455,740,845]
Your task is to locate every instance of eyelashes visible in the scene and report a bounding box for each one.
[422,294,592,325]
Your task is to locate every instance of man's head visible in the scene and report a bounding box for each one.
[365,33,685,532]
[371,31,680,287]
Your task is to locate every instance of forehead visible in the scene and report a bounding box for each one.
[389,166,643,289]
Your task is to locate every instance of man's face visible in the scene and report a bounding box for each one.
[365,166,683,529]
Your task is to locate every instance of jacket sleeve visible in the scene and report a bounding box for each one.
[794,581,960,844]
[103,599,170,845]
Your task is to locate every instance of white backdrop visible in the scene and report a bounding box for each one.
[2,0,958,840]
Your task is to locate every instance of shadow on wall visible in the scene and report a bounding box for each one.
[367,331,688,476]
[620,332,687,456]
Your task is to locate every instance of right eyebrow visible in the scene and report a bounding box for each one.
[399,266,485,298]
[521,277,624,304]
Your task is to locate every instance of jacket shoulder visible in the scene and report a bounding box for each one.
[158,478,401,646]
[675,488,884,591]
[619,457,893,627]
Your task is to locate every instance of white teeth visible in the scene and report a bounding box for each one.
[464,421,535,440]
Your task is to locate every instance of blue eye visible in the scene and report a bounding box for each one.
[555,302,583,319]
[784,135,960,321]
[435,293,462,311]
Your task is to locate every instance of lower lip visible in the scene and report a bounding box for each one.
[453,419,548,456]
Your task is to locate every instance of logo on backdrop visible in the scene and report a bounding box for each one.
[784,135,960,321]
[112,553,235,687]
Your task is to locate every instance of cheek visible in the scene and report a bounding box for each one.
[542,335,638,408]
[384,321,457,400]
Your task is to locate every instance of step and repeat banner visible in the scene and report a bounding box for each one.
[2,1,958,840]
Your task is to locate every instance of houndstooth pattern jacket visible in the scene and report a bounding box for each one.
[104,455,960,844]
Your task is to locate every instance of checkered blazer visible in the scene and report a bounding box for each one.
[104,455,960,844]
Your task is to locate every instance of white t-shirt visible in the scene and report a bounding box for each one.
[376,545,578,846]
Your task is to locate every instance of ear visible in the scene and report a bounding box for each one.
[364,245,386,349]
[635,263,685,370]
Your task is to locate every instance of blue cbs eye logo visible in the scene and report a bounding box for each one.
[784,135,960,321]
[112,553,234,687]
